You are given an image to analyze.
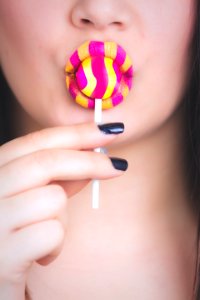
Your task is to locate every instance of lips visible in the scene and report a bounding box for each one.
[65,41,133,110]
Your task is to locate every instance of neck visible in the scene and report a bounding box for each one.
[85,106,196,226]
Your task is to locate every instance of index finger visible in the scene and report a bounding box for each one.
[0,122,123,167]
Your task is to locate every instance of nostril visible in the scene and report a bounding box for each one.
[81,18,92,25]
[113,22,122,25]
[111,21,124,28]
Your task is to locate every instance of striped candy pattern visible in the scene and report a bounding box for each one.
[65,41,133,110]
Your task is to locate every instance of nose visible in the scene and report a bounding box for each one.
[71,0,132,31]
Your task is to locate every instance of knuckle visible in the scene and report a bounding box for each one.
[47,185,67,210]
[49,220,65,242]
[31,149,56,175]
[37,220,65,247]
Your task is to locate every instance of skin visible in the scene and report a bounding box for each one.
[0,0,198,299]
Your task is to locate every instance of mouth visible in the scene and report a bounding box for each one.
[65,41,134,110]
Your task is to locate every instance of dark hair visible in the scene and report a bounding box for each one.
[0,68,15,144]
[1,3,200,299]
[184,1,200,298]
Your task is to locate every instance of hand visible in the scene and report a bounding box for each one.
[0,122,125,291]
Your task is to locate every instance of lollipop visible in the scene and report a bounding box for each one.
[65,41,133,209]
[65,41,133,110]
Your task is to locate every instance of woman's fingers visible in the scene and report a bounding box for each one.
[0,122,126,283]
[0,184,67,232]
[0,219,65,283]
[0,122,122,167]
[0,149,124,199]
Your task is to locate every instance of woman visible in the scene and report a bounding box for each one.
[0,0,199,299]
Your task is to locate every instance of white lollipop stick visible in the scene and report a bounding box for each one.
[92,99,102,209]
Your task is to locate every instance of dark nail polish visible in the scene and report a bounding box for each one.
[110,157,128,171]
[98,123,124,135]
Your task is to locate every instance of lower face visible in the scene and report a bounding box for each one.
[0,0,196,146]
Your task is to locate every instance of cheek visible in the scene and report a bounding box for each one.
[0,1,70,126]
[0,2,43,61]
[146,3,193,113]
[112,0,195,143]
[0,2,68,79]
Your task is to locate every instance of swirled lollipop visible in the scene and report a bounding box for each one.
[65,41,133,209]
[65,41,133,110]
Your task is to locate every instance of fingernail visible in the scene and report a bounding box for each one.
[98,123,124,135]
[110,157,128,171]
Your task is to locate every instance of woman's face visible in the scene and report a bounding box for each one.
[0,0,195,144]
